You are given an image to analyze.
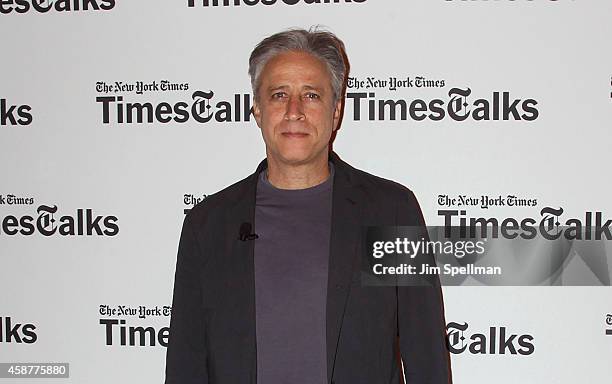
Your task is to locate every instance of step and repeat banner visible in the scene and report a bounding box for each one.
[1,0,611,383]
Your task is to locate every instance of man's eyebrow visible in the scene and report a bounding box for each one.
[264,84,326,94]
[266,85,289,92]
[302,85,324,92]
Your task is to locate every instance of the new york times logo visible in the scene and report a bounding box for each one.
[1,98,32,126]
[99,304,172,347]
[95,80,252,124]
[438,194,538,210]
[96,80,190,95]
[0,194,34,205]
[0,0,115,14]
[348,76,446,91]
[447,322,534,355]
[0,204,119,236]
[99,305,171,320]
[346,88,539,121]
[439,207,612,240]
[188,0,366,7]
[0,316,37,344]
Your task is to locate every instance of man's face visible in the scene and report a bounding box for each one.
[252,51,342,167]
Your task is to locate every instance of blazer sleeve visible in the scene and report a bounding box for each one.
[165,213,208,384]
[396,189,452,384]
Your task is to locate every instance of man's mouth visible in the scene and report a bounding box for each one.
[281,132,309,138]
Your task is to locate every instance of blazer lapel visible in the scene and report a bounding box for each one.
[224,160,264,384]
[326,153,364,384]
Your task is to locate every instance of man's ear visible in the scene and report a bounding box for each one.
[252,100,262,129]
[332,99,342,131]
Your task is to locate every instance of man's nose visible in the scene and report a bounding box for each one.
[284,96,305,121]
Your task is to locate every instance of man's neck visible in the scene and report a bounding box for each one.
[265,154,330,190]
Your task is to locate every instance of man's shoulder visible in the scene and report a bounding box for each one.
[345,161,417,201]
[342,160,425,225]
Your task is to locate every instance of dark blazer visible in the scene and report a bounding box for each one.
[165,152,452,384]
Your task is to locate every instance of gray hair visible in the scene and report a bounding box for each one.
[248,27,350,104]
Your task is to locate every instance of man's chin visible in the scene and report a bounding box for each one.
[279,155,313,166]
[275,150,324,167]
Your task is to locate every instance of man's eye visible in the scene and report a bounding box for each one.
[304,92,320,100]
[271,92,286,99]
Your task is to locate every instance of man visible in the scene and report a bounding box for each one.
[165,28,451,384]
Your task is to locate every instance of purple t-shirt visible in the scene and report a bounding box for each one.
[254,163,334,384]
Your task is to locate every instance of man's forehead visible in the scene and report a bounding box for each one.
[264,51,326,72]
[260,52,331,86]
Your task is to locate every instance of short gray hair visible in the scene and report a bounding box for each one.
[248,27,349,104]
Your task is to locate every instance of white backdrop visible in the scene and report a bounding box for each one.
[1,0,611,383]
